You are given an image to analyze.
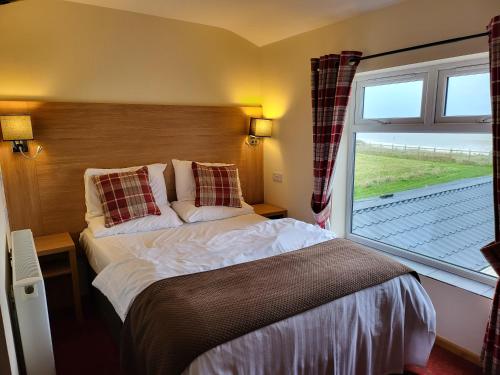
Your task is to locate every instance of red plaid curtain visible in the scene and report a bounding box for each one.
[310,52,361,229]
[482,15,500,375]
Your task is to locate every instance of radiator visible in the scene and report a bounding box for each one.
[12,229,55,375]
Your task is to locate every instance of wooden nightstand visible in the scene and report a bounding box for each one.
[252,203,288,219]
[34,232,83,322]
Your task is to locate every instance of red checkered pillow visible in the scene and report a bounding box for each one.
[92,166,161,227]
[192,162,242,208]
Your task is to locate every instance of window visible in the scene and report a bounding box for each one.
[351,133,493,275]
[363,80,424,119]
[436,65,492,123]
[445,74,490,116]
[347,54,496,284]
[355,73,427,125]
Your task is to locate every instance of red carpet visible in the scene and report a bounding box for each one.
[50,304,482,375]
[50,306,120,375]
[426,346,481,375]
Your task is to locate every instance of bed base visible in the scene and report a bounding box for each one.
[88,268,123,346]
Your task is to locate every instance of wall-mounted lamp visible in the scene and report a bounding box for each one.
[0,115,43,159]
[247,117,273,146]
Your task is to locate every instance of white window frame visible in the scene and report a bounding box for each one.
[345,53,496,287]
[354,72,429,125]
[435,64,492,124]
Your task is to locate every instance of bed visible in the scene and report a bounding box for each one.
[80,213,436,375]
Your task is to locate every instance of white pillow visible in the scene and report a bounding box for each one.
[84,163,168,220]
[172,159,243,202]
[87,204,183,238]
[171,200,254,223]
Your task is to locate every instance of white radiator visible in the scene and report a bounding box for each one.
[11,229,55,375]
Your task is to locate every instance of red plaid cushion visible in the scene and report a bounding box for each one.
[92,166,161,227]
[192,162,242,208]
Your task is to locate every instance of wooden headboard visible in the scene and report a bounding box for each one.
[0,101,263,237]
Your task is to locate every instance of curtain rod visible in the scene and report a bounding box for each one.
[353,31,489,63]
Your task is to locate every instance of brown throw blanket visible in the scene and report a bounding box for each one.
[121,238,417,375]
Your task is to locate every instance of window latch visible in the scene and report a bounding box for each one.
[374,119,392,125]
[477,117,492,123]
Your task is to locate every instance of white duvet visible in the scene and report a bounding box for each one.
[83,214,436,374]
[91,216,335,320]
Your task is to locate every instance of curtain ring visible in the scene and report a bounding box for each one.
[348,57,360,66]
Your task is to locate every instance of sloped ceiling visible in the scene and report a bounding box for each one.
[65,0,405,46]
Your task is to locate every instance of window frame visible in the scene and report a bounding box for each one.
[345,53,496,287]
[354,72,429,125]
[435,63,492,124]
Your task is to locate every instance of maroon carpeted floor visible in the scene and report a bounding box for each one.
[426,346,482,375]
[50,305,120,375]
[50,304,482,375]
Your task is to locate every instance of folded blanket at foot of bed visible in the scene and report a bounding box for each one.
[121,238,418,375]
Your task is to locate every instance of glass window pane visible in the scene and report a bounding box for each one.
[363,80,423,119]
[444,72,491,116]
[352,132,495,277]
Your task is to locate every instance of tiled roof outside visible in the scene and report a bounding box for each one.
[352,176,494,272]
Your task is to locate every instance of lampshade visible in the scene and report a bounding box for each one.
[249,118,272,137]
[0,115,33,141]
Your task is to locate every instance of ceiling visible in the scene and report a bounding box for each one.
[65,0,405,46]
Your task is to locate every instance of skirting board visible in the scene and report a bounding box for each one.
[435,335,481,367]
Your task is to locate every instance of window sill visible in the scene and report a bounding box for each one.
[387,253,495,299]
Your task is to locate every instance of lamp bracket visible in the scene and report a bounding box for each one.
[12,140,28,153]
[246,135,260,146]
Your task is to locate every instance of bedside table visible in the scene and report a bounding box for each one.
[252,203,288,219]
[34,232,83,322]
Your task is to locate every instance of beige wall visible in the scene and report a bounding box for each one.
[0,0,261,105]
[260,0,500,355]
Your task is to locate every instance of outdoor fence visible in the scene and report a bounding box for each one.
[357,141,492,165]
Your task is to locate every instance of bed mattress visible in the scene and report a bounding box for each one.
[80,214,436,375]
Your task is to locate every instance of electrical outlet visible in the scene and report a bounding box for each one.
[272,172,283,183]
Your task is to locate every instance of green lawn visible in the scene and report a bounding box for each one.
[354,153,492,200]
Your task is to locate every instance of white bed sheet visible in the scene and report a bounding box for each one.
[80,213,268,274]
[80,215,436,375]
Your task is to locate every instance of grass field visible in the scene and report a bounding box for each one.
[354,152,492,200]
